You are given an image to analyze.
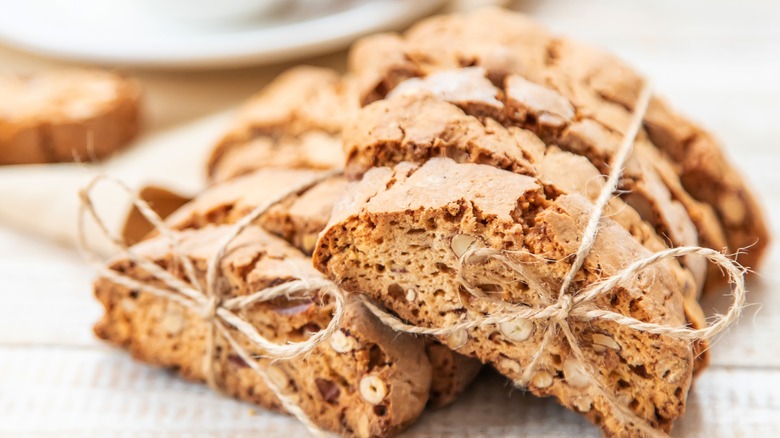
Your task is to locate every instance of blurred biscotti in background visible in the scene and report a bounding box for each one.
[0,69,140,165]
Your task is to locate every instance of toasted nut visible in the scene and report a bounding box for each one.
[451,234,478,258]
[359,375,387,405]
[315,378,341,404]
[329,329,357,353]
[120,299,137,312]
[446,329,469,349]
[592,333,620,352]
[160,310,184,335]
[532,371,553,389]
[563,358,589,388]
[500,358,522,374]
[572,396,593,412]
[500,319,534,342]
[300,233,319,254]
[405,288,416,302]
[357,414,371,438]
[655,356,688,384]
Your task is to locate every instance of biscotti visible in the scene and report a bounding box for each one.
[95,224,432,437]
[0,69,140,164]
[206,66,355,182]
[313,158,703,436]
[347,8,768,273]
[164,167,482,406]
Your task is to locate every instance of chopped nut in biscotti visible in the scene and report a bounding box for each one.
[0,69,140,164]
[314,158,699,436]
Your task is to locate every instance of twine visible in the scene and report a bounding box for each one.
[78,81,748,436]
[79,171,343,437]
[358,83,747,437]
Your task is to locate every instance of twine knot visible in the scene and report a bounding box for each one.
[201,296,221,321]
[552,294,574,321]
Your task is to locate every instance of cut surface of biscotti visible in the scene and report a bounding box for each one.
[207,66,355,182]
[95,224,431,437]
[164,167,483,406]
[347,7,768,272]
[0,69,140,164]
[314,158,700,436]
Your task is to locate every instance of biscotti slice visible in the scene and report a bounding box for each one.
[0,69,140,164]
[164,167,483,406]
[207,66,356,183]
[347,8,768,270]
[314,158,700,436]
[95,224,432,437]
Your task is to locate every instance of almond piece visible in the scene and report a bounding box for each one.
[359,375,387,405]
[563,358,589,388]
[500,319,534,342]
[450,234,478,258]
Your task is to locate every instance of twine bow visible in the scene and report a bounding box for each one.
[79,170,343,436]
[360,83,747,437]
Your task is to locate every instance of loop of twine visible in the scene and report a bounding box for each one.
[79,80,748,437]
[79,170,342,437]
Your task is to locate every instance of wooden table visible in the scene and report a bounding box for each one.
[2,1,779,436]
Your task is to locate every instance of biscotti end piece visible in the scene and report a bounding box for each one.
[0,69,140,164]
[314,158,697,436]
[95,225,432,437]
[210,131,344,184]
[207,66,354,182]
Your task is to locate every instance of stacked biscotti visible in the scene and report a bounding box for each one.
[92,8,768,438]
[95,66,482,436]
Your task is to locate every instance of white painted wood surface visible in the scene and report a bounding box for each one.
[1,0,779,436]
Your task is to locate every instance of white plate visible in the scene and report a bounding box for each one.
[0,0,446,69]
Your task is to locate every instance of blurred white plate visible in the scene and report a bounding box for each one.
[0,0,446,69]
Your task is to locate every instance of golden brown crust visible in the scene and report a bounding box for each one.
[0,69,141,164]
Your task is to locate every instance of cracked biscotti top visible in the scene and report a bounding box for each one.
[0,69,141,164]
[313,157,699,436]
[346,7,768,273]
